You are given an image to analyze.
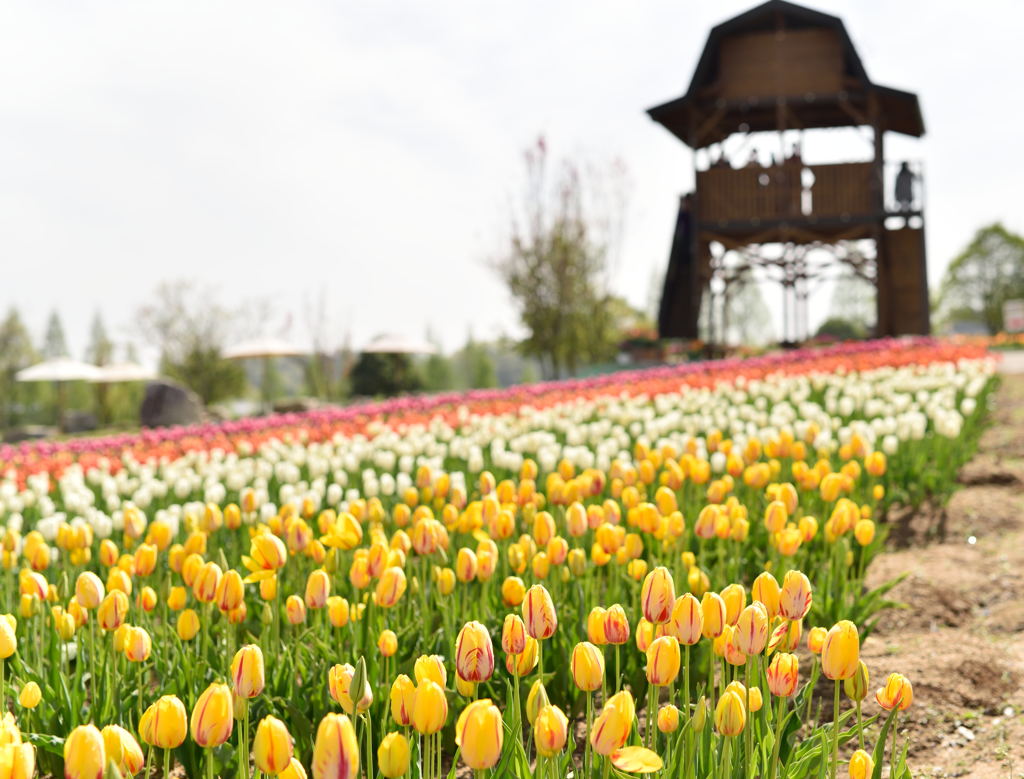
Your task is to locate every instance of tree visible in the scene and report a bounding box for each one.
[421,331,454,392]
[935,223,1024,333]
[135,280,247,405]
[826,257,875,334]
[0,308,40,428]
[493,137,629,378]
[349,353,422,397]
[86,312,115,366]
[42,311,69,358]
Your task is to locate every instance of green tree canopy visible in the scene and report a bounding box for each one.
[935,223,1024,333]
[42,310,68,358]
[0,308,40,428]
[493,138,629,378]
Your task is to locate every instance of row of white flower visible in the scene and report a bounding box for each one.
[0,357,996,550]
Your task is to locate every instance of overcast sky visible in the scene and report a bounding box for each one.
[1,1,1021,360]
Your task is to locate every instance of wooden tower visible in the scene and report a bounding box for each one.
[649,0,929,343]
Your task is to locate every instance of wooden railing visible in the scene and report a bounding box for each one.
[696,162,876,223]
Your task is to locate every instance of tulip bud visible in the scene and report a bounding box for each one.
[807,626,826,654]
[327,596,349,628]
[586,607,608,645]
[719,583,746,626]
[821,620,860,680]
[570,641,605,692]
[525,680,549,726]
[190,682,234,747]
[533,704,568,757]
[413,654,447,688]
[657,704,680,733]
[456,699,503,769]
[98,590,129,631]
[177,609,200,641]
[501,576,526,607]
[845,660,870,702]
[378,629,398,658]
[378,732,411,778]
[123,625,152,662]
[18,681,41,709]
[751,571,781,620]
[254,715,294,775]
[779,570,812,621]
[390,674,416,726]
[312,713,359,779]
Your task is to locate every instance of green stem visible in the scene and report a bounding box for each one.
[891,710,898,777]
[830,680,840,779]
[143,744,153,779]
[164,749,171,779]
[767,695,785,779]
[615,644,621,693]
[585,691,593,779]
[241,703,250,779]
[743,661,752,779]
[207,749,215,779]
[856,700,864,751]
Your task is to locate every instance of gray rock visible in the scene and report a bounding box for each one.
[140,381,203,428]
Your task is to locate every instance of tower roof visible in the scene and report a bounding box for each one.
[647,0,924,147]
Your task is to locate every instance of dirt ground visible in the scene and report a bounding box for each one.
[862,373,1024,778]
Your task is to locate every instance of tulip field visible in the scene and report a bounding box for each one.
[0,338,998,778]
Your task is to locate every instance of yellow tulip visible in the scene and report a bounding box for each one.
[635,618,654,653]
[586,607,608,645]
[243,533,289,582]
[501,614,527,655]
[167,586,187,612]
[285,595,306,625]
[378,732,410,778]
[609,745,664,773]
[311,713,359,779]
[377,629,398,658]
[230,644,266,699]
[505,636,539,676]
[779,570,812,621]
[641,566,675,625]
[522,584,557,640]
[74,572,104,610]
[328,663,372,715]
[215,569,245,613]
[192,561,222,604]
[700,592,726,639]
[176,609,200,641]
[190,682,234,747]
[97,590,129,631]
[667,593,703,645]
[725,680,762,712]
[455,698,503,769]
[719,583,746,626]
[0,617,16,659]
[645,635,681,687]
[657,704,680,733]
[134,543,158,577]
[139,695,188,749]
[848,748,874,779]
[123,625,152,662]
[751,571,781,621]
[875,673,913,711]
[390,674,416,727]
[603,604,630,645]
[500,576,526,607]
[455,621,494,683]
[254,715,294,774]
[413,655,447,688]
[279,757,308,779]
[734,603,769,656]
[807,626,826,654]
[102,724,144,776]
[64,724,105,779]
[533,704,568,757]
[16,682,39,710]
[767,652,799,697]
[138,586,158,613]
[570,641,605,692]
[327,596,349,628]
[821,621,860,681]
[375,567,407,608]
[0,741,34,778]
[714,689,746,736]
[411,680,447,735]
[590,690,635,756]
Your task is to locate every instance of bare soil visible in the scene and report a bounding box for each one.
[863,374,1024,778]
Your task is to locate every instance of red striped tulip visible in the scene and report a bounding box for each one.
[603,604,630,645]
[645,635,681,686]
[64,724,105,779]
[254,715,294,775]
[231,644,265,699]
[735,603,769,656]
[570,641,605,692]
[139,694,188,749]
[641,566,675,624]
[668,593,703,645]
[101,724,144,776]
[821,621,860,680]
[875,673,913,711]
[779,570,812,621]
[190,683,234,747]
[390,674,415,726]
[501,614,527,655]
[766,652,799,697]
[534,704,568,757]
[522,585,557,640]
[377,732,410,778]
[714,689,746,736]
[455,621,494,683]
[590,690,635,756]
